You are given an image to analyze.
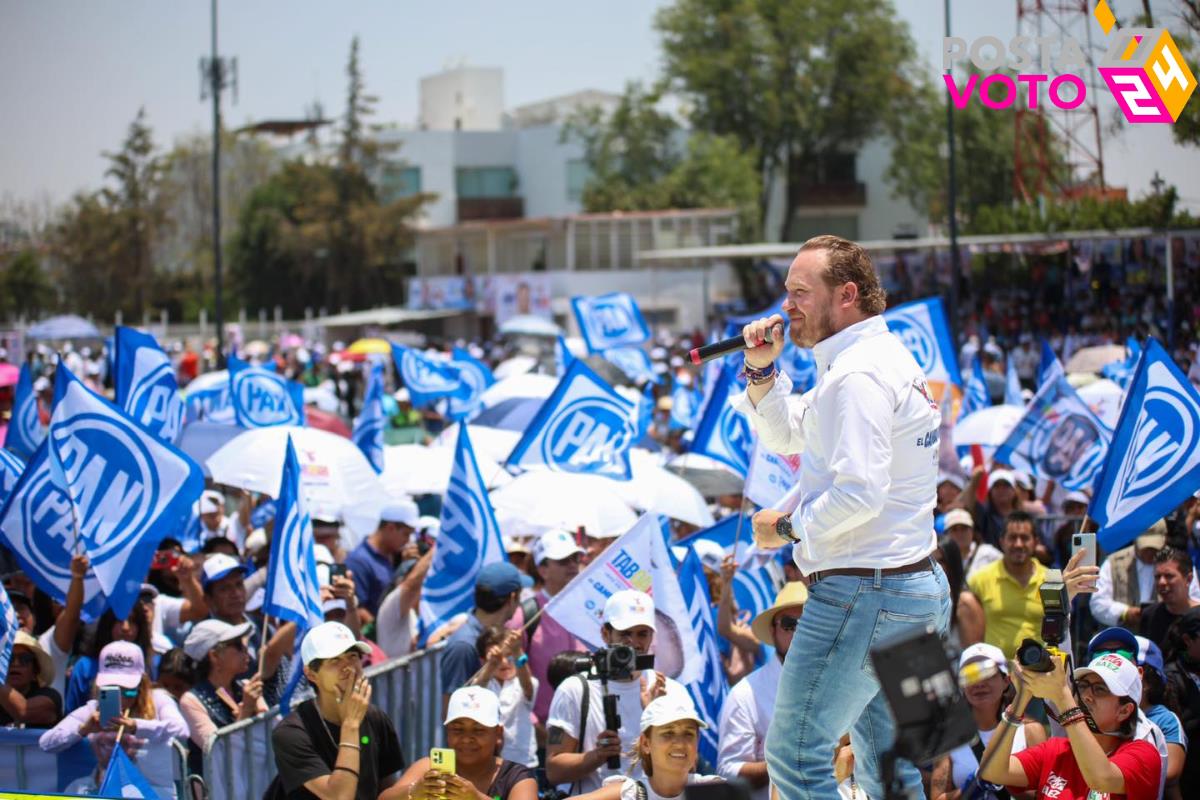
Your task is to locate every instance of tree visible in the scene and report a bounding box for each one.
[563,81,761,236]
[655,0,930,239]
[0,249,53,319]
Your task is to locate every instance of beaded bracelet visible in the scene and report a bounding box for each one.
[742,361,777,385]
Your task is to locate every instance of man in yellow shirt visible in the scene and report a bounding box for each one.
[967,510,1047,658]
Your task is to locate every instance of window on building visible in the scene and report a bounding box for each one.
[378,165,422,202]
[566,159,591,202]
[456,167,518,198]
[797,151,858,185]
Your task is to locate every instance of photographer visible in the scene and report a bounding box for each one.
[545,590,684,794]
[977,652,1160,798]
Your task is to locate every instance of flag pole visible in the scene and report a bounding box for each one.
[256,615,270,678]
[731,496,750,565]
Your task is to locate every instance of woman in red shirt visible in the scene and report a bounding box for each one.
[978,652,1160,799]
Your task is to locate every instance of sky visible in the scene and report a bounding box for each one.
[2,0,1198,215]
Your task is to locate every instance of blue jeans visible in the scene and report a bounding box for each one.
[765,563,951,800]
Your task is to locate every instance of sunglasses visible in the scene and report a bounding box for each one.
[121,688,140,699]
[11,653,36,667]
[774,615,800,632]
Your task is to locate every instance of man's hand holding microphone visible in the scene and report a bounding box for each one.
[741,313,794,551]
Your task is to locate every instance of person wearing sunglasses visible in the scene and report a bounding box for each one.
[39,641,188,798]
[977,651,1161,799]
[716,582,808,800]
[177,619,266,774]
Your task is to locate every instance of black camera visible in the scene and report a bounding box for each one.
[1016,570,1071,673]
[592,645,654,682]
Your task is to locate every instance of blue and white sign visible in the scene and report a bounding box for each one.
[228,356,305,429]
[3,364,44,460]
[421,425,508,635]
[45,365,205,619]
[352,367,386,474]
[677,548,728,767]
[602,347,660,385]
[1090,339,1200,551]
[263,436,324,631]
[391,344,467,409]
[571,292,651,353]
[690,362,754,476]
[884,297,964,389]
[0,442,107,618]
[113,326,186,443]
[959,356,991,422]
[447,346,496,421]
[507,359,639,480]
[994,376,1111,493]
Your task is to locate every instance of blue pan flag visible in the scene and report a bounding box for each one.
[690,361,754,476]
[227,355,305,428]
[958,356,991,422]
[391,344,468,409]
[1038,338,1065,388]
[1005,354,1025,406]
[448,346,496,421]
[602,347,660,385]
[98,741,162,798]
[677,548,729,767]
[3,364,45,460]
[263,436,325,632]
[352,366,386,474]
[0,583,18,686]
[571,292,651,352]
[884,297,964,389]
[113,326,186,443]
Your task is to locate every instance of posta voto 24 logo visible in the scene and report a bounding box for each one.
[943,0,1195,123]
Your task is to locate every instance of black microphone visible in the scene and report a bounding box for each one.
[687,322,785,365]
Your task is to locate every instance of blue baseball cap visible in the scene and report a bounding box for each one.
[202,554,248,589]
[1086,627,1139,662]
[1134,635,1167,681]
[476,561,525,596]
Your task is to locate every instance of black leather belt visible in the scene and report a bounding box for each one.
[808,557,934,584]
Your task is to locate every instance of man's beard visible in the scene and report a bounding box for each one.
[790,307,834,348]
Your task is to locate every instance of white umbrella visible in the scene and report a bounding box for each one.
[184,370,228,395]
[382,444,511,496]
[478,373,558,408]
[177,422,248,476]
[489,471,637,538]
[665,452,745,498]
[1065,344,1126,374]
[952,405,1026,449]
[303,385,341,414]
[434,424,523,464]
[206,426,384,547]
[499,314,562,337]
[493,355,538,381]
[616,451,715,528]
[1077,378,1125,429]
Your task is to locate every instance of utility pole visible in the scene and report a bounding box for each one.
[200,0,236,368]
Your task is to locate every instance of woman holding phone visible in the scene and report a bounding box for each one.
[392,686,537,800]
[39,641,188,798]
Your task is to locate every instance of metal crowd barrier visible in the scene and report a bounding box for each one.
[200,643,445,800]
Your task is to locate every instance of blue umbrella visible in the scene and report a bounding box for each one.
[26,314,102,340]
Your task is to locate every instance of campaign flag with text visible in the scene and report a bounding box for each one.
[0,582,18,686]
[958,356,991,422]
[1039,339,1065,388]
[227,356,305,428]
[113,326,186,443]
[99,741,162,799]
[3,364,44,460]
[677,548,728,766]
[507,359,639,480]
[690,362,754,476]
[263,436,324,631]
[44,365,204,619]
[352,367,386,474]
[744,441,802,509]
[391,344,468,409]
[543,514,701,684]
[448,347,496,421]
[1089,339,1200,551]
[0,442,107,618]
[571,292,651,352]
[185,375,235,424]
[884,298,964,408]
[420,426,508,637]
[994,376,1111,493]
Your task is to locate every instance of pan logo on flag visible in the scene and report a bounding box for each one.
[233,371,298,427]
[1109,367,1200,516]
[430,472,492,599]
[50,412,160,563]
[400,350,459,393]
[128,347,185,441]
[594,297,637,338]
[540,396,636,472]
[274,488,313,611]
[719,406,752,472]
[11,466,75,585]
[1033,412,1105,482]
[15,392,40,448]
[887,315,936,374]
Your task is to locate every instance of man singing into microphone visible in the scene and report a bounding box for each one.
[733,235,950,800]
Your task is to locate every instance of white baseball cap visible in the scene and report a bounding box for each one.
[1074,652,1142,701]
[201,554,247,588]
[938,472,966,490]
[989,470,1016,488]
[32,376,50,393]
[639,695,707,733]
[300,622,371,666]
[445,686,501,728]
[1011,471,1033,490]
[604,590,656,631]
[416,516,441,539]
[379,498,419,527]
[183,619,253,661]
[690,539,725,572]
[959,642,1008,676]
[1063,490,1091,507]
[943,508,974,529]
[533,529,584,565]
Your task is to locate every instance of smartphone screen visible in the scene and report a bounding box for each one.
[1072,532,1097,568]
[430,747,456,774]
[98,686,122,728]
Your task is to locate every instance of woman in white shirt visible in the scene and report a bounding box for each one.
[933,643,1045,800]
[580,695,723,800]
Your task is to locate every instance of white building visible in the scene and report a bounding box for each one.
[418,65,505,131]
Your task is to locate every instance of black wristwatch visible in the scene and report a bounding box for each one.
[775,516,797,543]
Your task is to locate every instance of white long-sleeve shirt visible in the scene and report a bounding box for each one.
[732,316,941,573]
[717,656,782,800]
[1090,555,1200,626]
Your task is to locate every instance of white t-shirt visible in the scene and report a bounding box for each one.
[151,594,188,654]
[605,774,722,800]
[37,627,70,698]
[489,676,539,768]
[717,657,781,800]
[547,670,686,794]
[375,585,415,659]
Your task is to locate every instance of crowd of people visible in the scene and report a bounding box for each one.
[2,234,1200,799]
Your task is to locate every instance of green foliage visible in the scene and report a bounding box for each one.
[968,185,1197,235]
[0,249,53,317]
[563,81,761,238]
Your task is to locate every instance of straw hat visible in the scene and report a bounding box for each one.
[750,582,809,646]
[12,631,55,687]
